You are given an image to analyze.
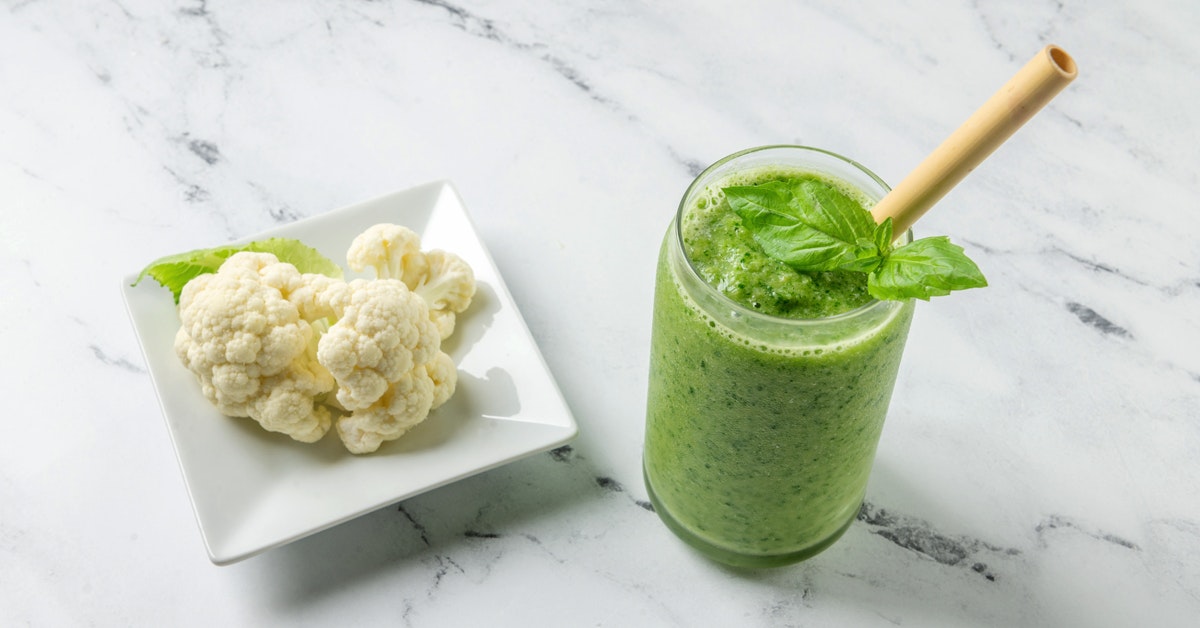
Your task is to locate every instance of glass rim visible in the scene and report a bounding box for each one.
[672,144,908,327]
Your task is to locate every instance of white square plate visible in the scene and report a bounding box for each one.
[122,181,577,565]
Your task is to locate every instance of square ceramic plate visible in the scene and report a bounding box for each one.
[122,181,577,565]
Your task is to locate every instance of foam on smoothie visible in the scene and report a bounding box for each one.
[667,272,902,358]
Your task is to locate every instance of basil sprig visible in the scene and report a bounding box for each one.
[724,179,986,301]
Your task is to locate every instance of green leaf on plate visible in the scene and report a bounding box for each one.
[133,237,343,303]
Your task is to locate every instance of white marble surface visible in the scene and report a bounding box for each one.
[2,0,1198,625]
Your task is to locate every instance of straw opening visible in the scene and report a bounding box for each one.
[1047,45,1077,77]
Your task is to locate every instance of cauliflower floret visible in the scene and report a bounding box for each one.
[425,350,458,409]
[412,250,476,339]
[346,224,429,289]
[273,270,351,323]
[346,224,477,340]
[317,278,440,410]
[335,364,433,455]
[335,351,458,454]
[174,252,337,442]
[316,278,456,453]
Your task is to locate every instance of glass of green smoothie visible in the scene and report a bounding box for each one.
[643,145,916,568]
[642,46,1072,568]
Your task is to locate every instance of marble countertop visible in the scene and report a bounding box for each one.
[3,1,1198,626]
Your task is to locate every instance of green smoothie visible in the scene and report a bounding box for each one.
[643,146,914,567]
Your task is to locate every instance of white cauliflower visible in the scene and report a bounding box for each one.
[335,352,458,455]
[346,224,429,292]
[316,279,455,454]
[425,350,458,409]
[174,252,336,442]
[163,223,474,454]
[413,250,476,339]
[346,224,476,339]
[316,279,439,410]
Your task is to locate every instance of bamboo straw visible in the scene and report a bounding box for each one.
[871,45,1077,234]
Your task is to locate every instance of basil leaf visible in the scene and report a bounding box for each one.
[791,179,878,244]
[873,217,895,256]
[723,178,986,302]
[723,182,795,226]
[867,236,988,301]
[726,180,880,271]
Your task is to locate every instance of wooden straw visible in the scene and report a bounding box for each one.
[871,45,1078,234]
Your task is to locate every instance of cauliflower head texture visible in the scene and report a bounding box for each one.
[346,224,476,340]
[174,252,337,442]
[317,279,439,410]
[316,279,453,454]
[346,224,429,289]
[413,250,476,339]
[335,351,458,455]
[159,223,475,454]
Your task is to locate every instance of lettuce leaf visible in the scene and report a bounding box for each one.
[133,238,343,303]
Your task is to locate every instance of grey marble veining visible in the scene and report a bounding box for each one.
[2,0,1198,626]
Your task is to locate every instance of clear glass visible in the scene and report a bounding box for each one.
[643,145,915,568]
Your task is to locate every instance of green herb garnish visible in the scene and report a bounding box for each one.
[724,179,986,301]
[132,237,343,303]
